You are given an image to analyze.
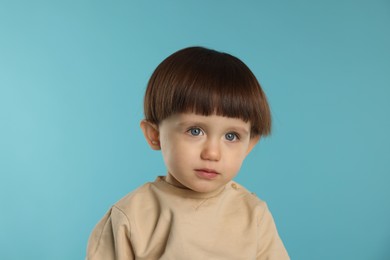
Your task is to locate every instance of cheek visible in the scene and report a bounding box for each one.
[225,147,248,169]
[161,141,194,169]
[231,158,245,171]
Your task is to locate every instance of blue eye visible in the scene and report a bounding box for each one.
[225,133,238,141]
[189,128,202,136]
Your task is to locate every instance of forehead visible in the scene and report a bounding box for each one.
[161,113,251,130]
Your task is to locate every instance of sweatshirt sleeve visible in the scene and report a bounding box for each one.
[257,203,290,260]
[86,206,134,260]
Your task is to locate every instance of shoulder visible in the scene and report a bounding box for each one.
[113,181,157,213]
[225,181,268,213]
[88,181,158,234]
[227,181,265,203]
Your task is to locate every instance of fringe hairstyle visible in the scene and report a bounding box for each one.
[143,47,271,137]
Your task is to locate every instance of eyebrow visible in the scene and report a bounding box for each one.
[228,126,250,136]
[176,121,204,128]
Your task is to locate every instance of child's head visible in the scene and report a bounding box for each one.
[141,47,272,193]
[143,46,271,137]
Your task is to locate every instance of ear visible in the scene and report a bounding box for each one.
[246,135,260,155]
[140,120,161,150]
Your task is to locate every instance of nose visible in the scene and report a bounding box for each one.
[200,139,221,161]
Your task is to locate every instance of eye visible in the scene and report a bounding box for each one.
[188,127,203,136]
[225,132,239,141]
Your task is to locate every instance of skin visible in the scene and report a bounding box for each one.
[140,113,259,193]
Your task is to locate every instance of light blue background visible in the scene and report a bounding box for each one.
[1,0,389,259]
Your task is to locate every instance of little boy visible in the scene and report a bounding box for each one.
[86,47,289,259]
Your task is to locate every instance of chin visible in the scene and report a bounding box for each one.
[190,183,221,193]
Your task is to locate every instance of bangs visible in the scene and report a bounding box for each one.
[171,61,265,132]
[144,47,271,137]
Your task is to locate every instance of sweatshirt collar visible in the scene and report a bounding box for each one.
[154,176,227,199]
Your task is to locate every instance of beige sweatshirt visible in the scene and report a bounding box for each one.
[86,177,289,260]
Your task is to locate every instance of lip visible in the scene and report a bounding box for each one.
[194,168,219,180]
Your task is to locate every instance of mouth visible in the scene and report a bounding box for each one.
[194,168,219,180]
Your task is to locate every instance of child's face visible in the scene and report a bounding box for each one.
[152,113,259,193]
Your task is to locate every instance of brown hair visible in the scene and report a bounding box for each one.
[143,46,271,137]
